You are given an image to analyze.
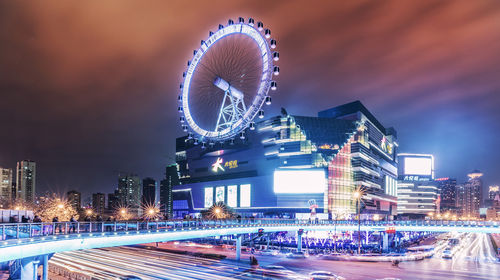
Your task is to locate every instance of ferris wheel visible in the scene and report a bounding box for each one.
[178,17,279,145]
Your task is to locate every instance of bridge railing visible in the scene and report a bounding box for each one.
[1,218,498,242]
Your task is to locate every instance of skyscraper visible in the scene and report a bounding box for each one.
[436,177,457,214]
[160,164,179,218]
[16,160,36,202]
[0,167,13,203]
[456,170,483,218]
[142,177,157,205]
[67,190,81,210]
[488,186,500,200]
[92,193,106,216]
[118,174,142,217]
[107,190,120,211]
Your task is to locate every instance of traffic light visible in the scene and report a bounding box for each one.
[258,228,264,236]
[298,229,304,235]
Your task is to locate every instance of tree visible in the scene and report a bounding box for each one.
[201,202,235,220]
[35,194,79,222]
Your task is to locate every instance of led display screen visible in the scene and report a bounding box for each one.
[227,185,237,207]
[204,187,213,207]
[404,157,432,175]
[240,184,251,207]
[273,169,326,193]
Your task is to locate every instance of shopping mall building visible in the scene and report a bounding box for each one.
[172,101,398,219]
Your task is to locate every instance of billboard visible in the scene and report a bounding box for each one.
[404,157,432,176]
[398,154,434,181]
[273,169,326,194]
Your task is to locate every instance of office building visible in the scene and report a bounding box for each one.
[485,185,500,207]
[107,190,120,210]
[0,167,13,203]
[488,185,500,200]
[436,177,457,214]
[457,170,483,218]
[16,160,36,202]
[67,190,81,210]
[173,101,398,219]
[92,193,106,216]
[160,164,179,218]
[142,177,157,205]
[397,154,438,218]
[118,174,142,217]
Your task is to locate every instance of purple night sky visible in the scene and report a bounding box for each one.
[1,0,499,199]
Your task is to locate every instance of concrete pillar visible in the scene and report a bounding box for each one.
[382,232,389,252]
[42,254,48,280]
[20,257,38,280]
[297,233,303,252]
[236,235,242,261]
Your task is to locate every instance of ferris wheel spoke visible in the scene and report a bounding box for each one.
[180,18,277,141]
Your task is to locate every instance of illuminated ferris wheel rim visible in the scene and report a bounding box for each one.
[180,18,278,142]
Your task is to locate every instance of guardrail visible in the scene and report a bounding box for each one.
[1,218,499,242]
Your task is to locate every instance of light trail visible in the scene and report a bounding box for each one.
[50,246,292,280]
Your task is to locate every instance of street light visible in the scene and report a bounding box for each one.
[353,190,362,255]
[86,209,92,215]
[57,204,64,209]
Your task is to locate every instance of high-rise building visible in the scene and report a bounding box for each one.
[107,190,120,210]
[0,167,13,203]
[488,185,500,201]
[16,160,36,202]
[396,154,438,217]
[456,170,483,218]
[118,174,142,217]
[436,177,457,214]
[160,164,179,218]
[67,190,81,210]
[142,177,157,205]
[92,193,106,216]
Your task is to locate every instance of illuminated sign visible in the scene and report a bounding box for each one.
[435,177,450,181]
[404,156,432,176]
[224,160,238,169]
[380,136,393,155]
[211,158,224,172]
[318,144,340,150]
[211,157,238,172]
[273,169,326,194]
[402,175,430,182]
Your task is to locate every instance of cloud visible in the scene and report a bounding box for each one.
[0,0,499,197]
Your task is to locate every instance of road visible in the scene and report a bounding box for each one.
[47,233,500,280]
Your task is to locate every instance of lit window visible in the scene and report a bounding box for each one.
[227,185,237,207]
[215,186,225,204]
[204,187,213,207]
[240,184,251,207]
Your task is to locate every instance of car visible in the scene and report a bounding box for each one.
[261,266,300,279]
[117,276,142,280]
[259,249,279,256]
[309,271,345,280]
[286,251,308,259]
[442,250,453,259]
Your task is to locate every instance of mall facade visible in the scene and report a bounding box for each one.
[172,101,398,219]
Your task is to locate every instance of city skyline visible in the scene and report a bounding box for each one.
[1,1,500,198]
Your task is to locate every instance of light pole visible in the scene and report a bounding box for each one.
[333,213,337,253]
[353,191,361,255]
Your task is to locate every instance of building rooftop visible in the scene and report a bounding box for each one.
[317,100,395,137]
